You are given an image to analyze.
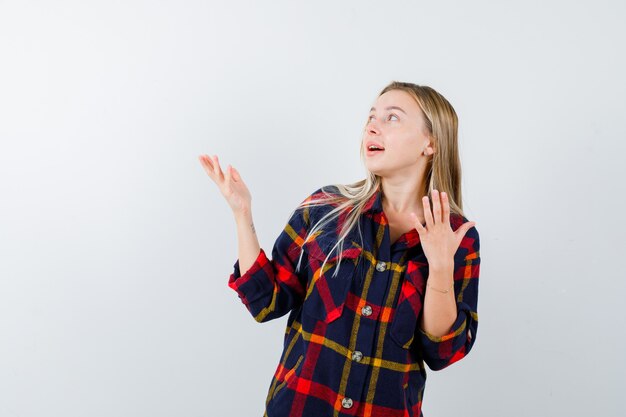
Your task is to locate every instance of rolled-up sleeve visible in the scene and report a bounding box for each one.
[416,223,480,371]
[227,193,315,323]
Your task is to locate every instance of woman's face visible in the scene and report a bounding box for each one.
[361,89,431,177]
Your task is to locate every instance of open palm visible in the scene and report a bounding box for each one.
[198,154,251,217]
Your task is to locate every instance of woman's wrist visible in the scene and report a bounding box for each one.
[428,259,454,273]
[233,209,253,225]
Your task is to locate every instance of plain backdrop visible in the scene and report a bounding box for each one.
[1,1,625,416]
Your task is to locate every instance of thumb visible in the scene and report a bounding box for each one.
[231,166,242,182]
[457,221,476,239]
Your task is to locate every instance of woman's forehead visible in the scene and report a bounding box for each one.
[372,90,417,112]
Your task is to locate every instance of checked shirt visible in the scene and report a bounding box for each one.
[228,185,480,417]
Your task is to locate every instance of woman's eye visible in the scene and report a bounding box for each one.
[368,114,399,122]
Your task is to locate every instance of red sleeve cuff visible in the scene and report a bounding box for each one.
[228,248,272,305]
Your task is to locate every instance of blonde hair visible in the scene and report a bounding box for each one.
[291,81,467,277]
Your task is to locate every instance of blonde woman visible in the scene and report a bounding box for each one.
[199,81,480,417]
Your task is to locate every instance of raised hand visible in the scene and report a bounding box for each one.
[409,189,476,270]
[198,154,252,219]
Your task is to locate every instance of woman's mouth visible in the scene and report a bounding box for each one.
[366,146,385,156]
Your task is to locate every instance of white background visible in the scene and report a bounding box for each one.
[1,1,624,416]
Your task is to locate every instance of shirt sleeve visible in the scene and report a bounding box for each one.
[415,222,480,371]
[227,192,316,323]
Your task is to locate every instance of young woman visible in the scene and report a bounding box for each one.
[199,81,480,417]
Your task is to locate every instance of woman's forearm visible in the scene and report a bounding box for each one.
[234,211,262,276]
[419,263,457,337]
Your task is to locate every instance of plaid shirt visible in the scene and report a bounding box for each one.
[228,185,480,417]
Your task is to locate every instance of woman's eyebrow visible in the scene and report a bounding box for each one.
[369,106,407,115]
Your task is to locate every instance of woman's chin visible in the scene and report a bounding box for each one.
[364,164,388,177]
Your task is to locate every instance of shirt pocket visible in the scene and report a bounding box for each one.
[389,259,427,349]
[301,233,363,323]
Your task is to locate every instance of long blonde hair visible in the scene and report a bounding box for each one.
[291,81,467,277]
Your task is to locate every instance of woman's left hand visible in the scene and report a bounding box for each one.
[410,189,476,271]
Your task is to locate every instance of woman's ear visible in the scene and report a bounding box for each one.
[423,140,435,156]
[425,136,437,155]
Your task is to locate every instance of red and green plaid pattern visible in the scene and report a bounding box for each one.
[228,185,480,417]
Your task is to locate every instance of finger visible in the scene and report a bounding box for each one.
[212,155,224,181]
[199,155,216,177]
[432,189,441,224]
[199,154,212,168]
[211,155,218,174]
[410,212,426,232]
[456,221,476,241]
[422,194,434,228]
[230,165,241,182]
[441,191,450,226]
[224,164,232,191]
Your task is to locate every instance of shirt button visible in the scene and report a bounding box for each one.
[375,260,387,272]
[352,350,363,362]
[341,397,353,408]
[361,305,372,316]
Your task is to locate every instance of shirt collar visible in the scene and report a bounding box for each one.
[361,184,423,251]
[360,184,465,251]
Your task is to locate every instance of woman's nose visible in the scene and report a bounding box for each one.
[366,120,380,134]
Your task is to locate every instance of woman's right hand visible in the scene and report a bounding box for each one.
[198,154,252,219]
